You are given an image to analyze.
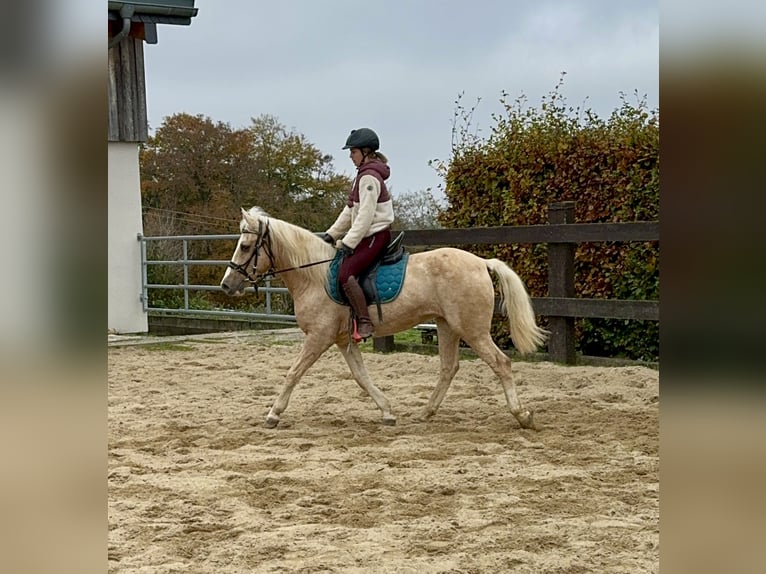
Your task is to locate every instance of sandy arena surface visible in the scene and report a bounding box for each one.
[108,331,659,573]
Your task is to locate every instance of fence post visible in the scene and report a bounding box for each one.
[182,239,189,311]
[373,335,395,353]
[547,202,576,364]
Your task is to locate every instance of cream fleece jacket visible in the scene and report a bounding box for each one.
[326,173,394,249]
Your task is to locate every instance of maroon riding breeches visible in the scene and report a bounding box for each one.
[339,228,392,285]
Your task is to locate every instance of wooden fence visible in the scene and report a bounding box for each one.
[373,201,659,363]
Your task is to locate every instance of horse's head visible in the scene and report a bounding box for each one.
[220,207,274,296]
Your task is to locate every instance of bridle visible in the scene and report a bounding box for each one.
[227,218,335,293]
[226,219,275,289]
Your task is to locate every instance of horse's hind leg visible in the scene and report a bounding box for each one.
[422,320,460,419]
[337,342,396,425]
[265,337,332,428]
[462,333,536,430]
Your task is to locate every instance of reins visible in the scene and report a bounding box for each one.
[227,218,334,292]
[262,257,336,278]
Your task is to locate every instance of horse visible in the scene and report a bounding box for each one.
[220,207,549,430]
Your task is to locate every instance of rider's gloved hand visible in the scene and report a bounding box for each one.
[320,232,334,244]
[338,242,354,257]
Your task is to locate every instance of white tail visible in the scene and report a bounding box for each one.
[485,259,549,354]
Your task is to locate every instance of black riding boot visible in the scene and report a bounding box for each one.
[342,276,375,341]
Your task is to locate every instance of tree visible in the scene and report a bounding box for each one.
[243,115,350,229]
[141,114,234,209]
[393,189,445,229]
[139,113,352,235]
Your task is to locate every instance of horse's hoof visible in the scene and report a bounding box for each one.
[517,410,538,431]
[420,408,436,420]
[264,415,280,428]
[381,415,397,426]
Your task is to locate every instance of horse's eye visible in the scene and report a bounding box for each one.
[240,244,250,252]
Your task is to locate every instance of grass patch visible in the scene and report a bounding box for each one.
[142,343,196,352]
[358,328,435,353]
[395,328,429,345]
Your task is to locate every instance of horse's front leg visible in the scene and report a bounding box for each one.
[337,342,396,425]
[265,337,332,428]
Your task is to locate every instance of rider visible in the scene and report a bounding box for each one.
[321,128,394,341]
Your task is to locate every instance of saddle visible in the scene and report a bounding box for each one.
[325,232,409,322]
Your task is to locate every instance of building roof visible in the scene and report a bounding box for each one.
[108,1,198,27]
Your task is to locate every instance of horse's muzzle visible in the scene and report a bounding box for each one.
[220,272,245,296]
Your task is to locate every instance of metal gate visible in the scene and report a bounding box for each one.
[138,232,296,323]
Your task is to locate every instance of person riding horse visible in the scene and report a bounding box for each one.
[321,128,394,341]
[221,206,547,429]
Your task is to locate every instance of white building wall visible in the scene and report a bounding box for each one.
[108,142,148,333]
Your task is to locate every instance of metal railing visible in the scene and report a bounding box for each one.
[138,233,297,322]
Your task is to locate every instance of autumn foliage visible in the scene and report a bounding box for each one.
[435,79,659,361]
[139,113,352,311]
[140,113,351,234]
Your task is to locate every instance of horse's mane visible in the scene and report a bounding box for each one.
[242,207,334,286]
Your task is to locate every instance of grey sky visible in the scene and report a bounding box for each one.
[143,0,658,198]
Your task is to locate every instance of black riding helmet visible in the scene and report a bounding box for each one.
[342,128,380,151]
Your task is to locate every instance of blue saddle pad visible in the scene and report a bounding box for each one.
[325,251,409,305]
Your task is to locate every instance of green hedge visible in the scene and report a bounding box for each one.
[437,80,659,361]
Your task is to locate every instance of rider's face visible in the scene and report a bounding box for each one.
[349,148,363,167]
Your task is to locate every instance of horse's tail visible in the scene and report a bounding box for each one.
[485,259,549,354]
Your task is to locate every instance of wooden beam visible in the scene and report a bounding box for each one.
[108,36,148,142]
[531,298,659,321]
[400,222,659,246]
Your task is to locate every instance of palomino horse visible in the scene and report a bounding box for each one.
[220,207,548,429]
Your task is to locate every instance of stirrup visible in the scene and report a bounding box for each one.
[352,318,373,343]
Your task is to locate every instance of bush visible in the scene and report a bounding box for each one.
[435,77,659,360]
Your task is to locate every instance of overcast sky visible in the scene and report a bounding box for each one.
[143,0,658,199]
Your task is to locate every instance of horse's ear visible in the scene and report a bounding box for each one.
[240,207,254,227]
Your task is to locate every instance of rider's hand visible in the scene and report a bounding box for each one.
[320,232,334,244]
[339,242,354,256]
